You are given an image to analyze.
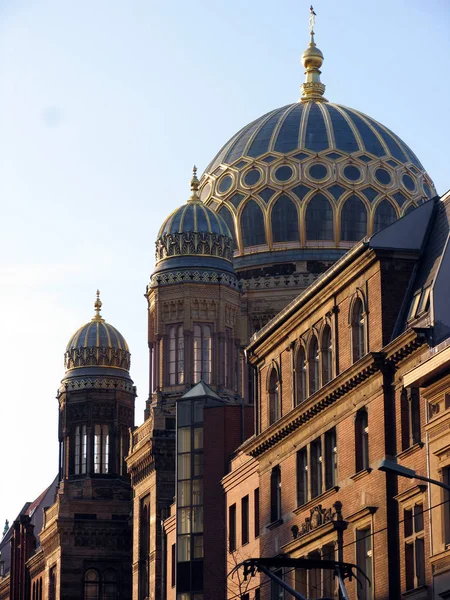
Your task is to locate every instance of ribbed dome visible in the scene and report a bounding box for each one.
[206,102,425,173]
[158,199,232,239]
[64,292,131,376]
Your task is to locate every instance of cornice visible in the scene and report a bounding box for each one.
[243,352,382,458]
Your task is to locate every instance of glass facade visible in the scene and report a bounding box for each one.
[177,398,205,598]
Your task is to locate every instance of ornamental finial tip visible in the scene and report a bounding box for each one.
[93,290,103,321]
[188,164,200,202]
[300,5,327,103]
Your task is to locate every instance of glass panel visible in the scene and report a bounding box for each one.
[193,401,204,424]
[177,535,191,562]
[340,195,367,241]
[178,402,191,427]
[178,428,191,453]
[177,454,191,480]
[193,535,204,559]
[178,508,191,534]
[194,454,203,477]
[102,425,109,474]
[193,427,203,450]
[75,426,80,474]
[414,504,424,532]
[94,425,101,474]
[178,481,191,507]
[192,480,203,506]
[192,507,203,533]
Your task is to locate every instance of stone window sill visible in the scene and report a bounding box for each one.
[266,518,283,530]
[402,584,428,598]
[293,486,339,515]
[397,442,424,460]
[350,468,372,482]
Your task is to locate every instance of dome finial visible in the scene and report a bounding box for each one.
[300,6,327,103]
[188,165,200,203]
[93,289,104,321]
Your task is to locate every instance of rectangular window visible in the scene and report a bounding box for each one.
[296,448,308,506]
[241,495,249,545]
[171,544,176,587]
[444,467,450,545]
[356,526,372,599]
[404,503,425,591]
[401,387,421,450]
[310,438,322,498]
[270,466,282,523]
[194,323,212,384]
[325,428,337,489]
[255,589,260,600]
[355,409,369,472]
[139,495,150,600]
[229,503,236,552]
[271,569,284,600]
[254,488,260,538]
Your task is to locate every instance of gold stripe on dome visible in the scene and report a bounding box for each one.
[104,321,112,349]
[318,102,335,150]
[268,105,294,153]
[343,106,390,157]
[298,101,311,151]
[96,321,100,347]
[241,108,280,158]
[82,321,92,348]
[332,104,364,150]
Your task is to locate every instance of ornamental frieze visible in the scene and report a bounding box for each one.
[291,502,343,540]
[64,345,130,371]
[155,231,233,262]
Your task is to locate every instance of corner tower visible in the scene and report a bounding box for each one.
[127,169,242,600]
[40,293,136,600]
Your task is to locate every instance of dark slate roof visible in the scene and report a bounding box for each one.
[66,319,129,352]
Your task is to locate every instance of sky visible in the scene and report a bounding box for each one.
[0,0,449,526]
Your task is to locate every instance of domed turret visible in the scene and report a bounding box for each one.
[151,168,237,287]
[63,291,131,382]
[199,10,436,275]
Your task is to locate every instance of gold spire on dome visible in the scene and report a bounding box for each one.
[92,289,104,322]
[300,6,327,103]
[188,165,200,203]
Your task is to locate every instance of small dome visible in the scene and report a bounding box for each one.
[152,169,236,285]
[158,199,232,239]
[64,292,131,378]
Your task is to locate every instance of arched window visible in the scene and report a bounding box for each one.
[84,569,100,600]
[39,578,42,600]
[352,298,365,362]
[295,346,307,405]
[305,194,334,241]
[94,425,109,474]
[49,567,56,600]
[374,200,396,233]
[103,570,118,600]
[168,324,184,385]
[268,368,280,424]
[75,425,87,475]
[321,325,333,385]
[355,408,369,472]
[340,194,367,241]
[308,336,320,395]
[241,200,266,247]
[271,195,299,242]
[218,205,237,246]
[194,324,212,384]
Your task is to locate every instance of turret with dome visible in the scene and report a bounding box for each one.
[198,12,436,277]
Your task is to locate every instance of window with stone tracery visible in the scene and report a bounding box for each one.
[168,324,184,385]
[94,424,109,474]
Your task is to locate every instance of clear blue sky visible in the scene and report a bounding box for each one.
[0,0,449,526]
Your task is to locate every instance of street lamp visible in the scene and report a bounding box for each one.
[379,458,450,492]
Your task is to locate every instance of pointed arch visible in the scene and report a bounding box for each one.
[271,194,299,242]
[305,193,334,241]
[240,199,266,247]
[374,199,397,233]
[268,366,280,424]
[340,194,368,241]
[321,324,333,385]
[295,344,307,405]
[218,204,237,246]
[351,297,366,362]
[308,335,320,395]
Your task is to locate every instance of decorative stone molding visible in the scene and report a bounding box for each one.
[58,377,136,395]
[155,231,233,262]
[149,269,239,289]
[64,345,130,371]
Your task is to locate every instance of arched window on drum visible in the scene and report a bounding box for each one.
[218,205,237,247]
[271,195,299,242]
[241,200,266,247]
[340,195,367,241]
[305,194,334,241]
[374,200,397,233]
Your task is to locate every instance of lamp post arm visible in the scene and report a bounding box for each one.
[413,472,450,493]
